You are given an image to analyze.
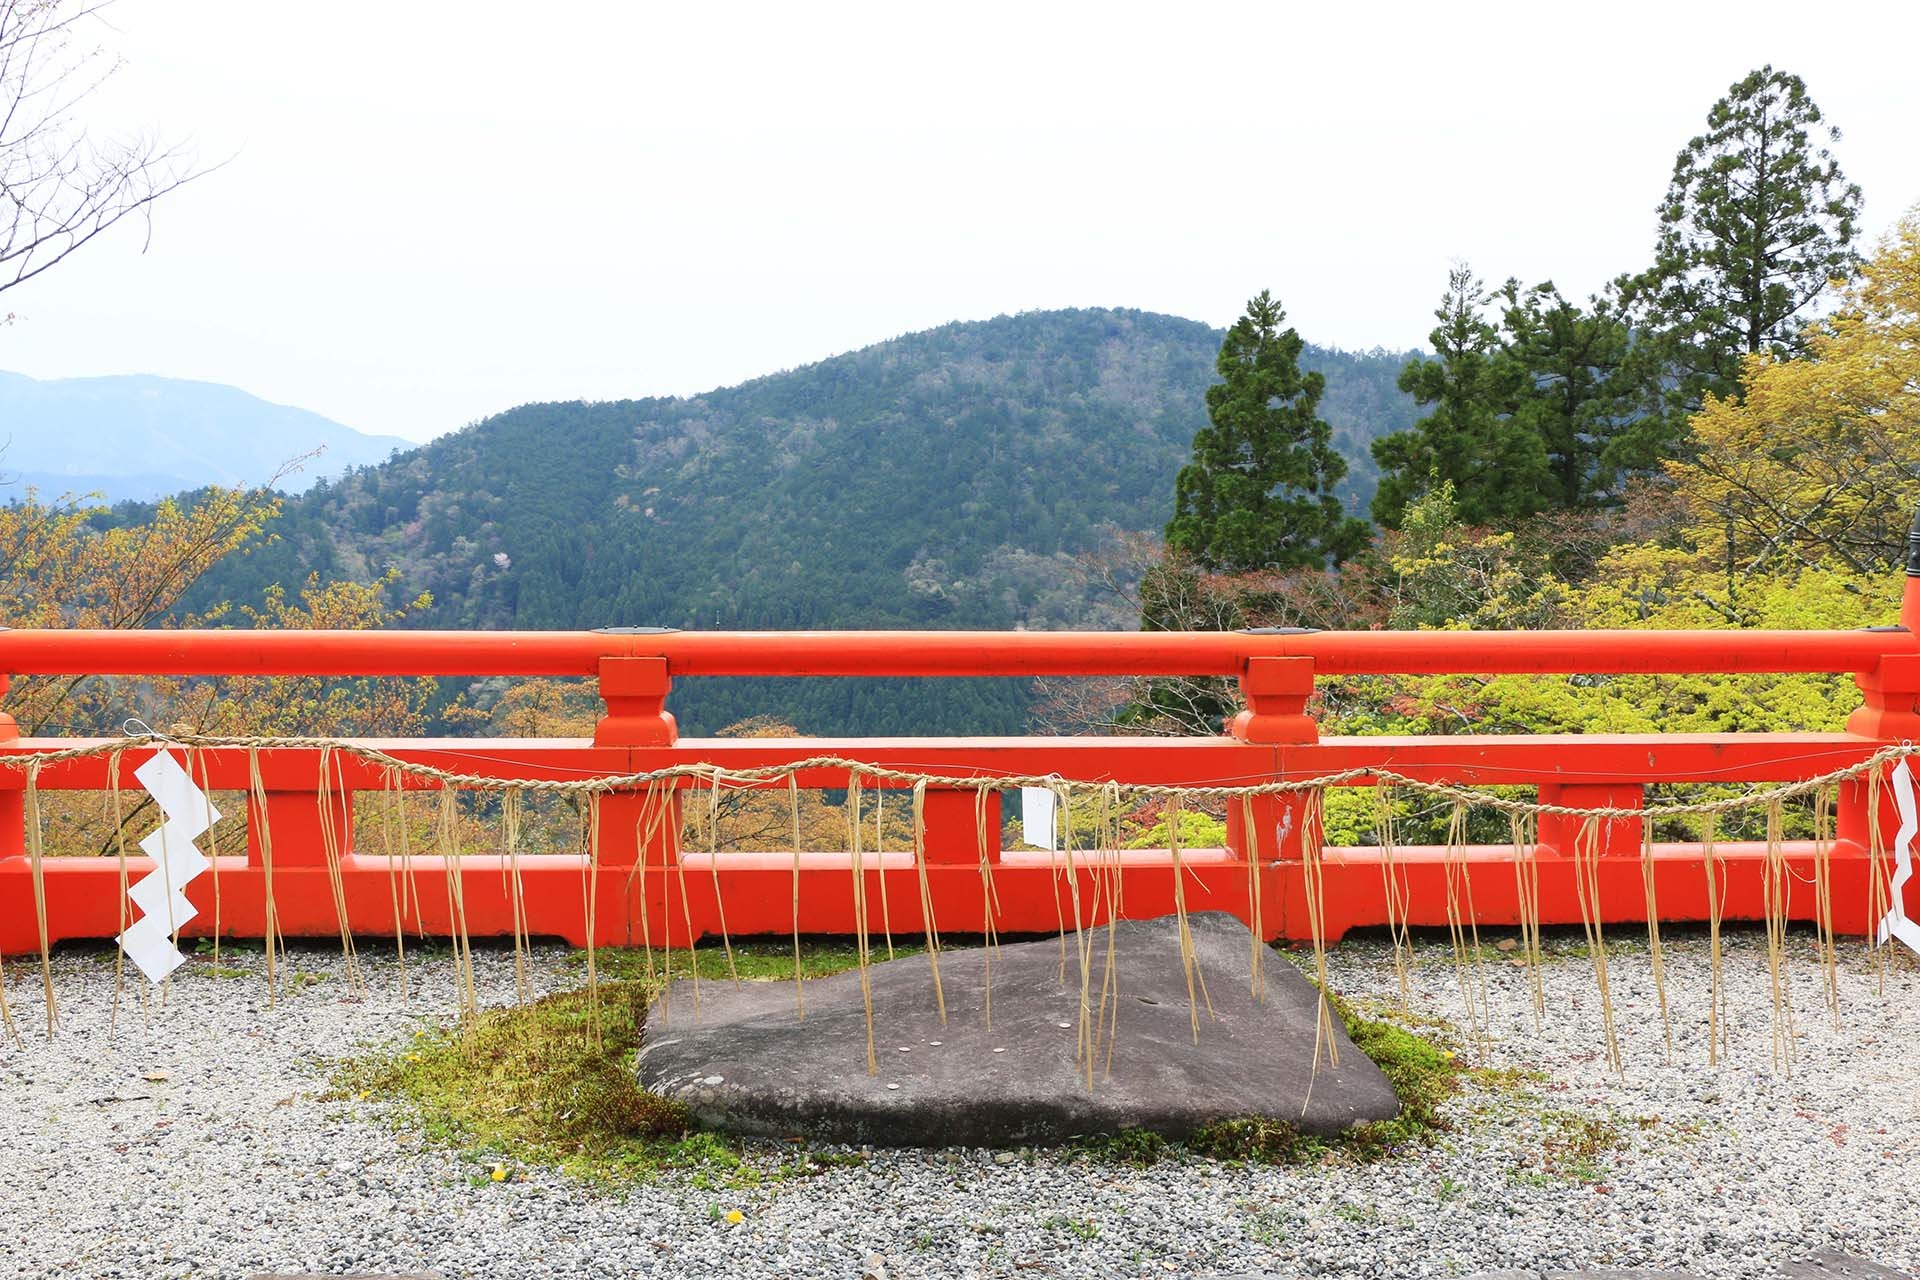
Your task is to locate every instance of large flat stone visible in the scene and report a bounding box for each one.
[639,911,1400,1146]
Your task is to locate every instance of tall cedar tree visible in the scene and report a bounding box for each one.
[1371,267,1553,529]
[1612,65,1862,468]
[1164,291,1367,571]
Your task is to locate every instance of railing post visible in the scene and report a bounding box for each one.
[587,785,682,947]
[0,673,20,857]
[584,657,678,944]
[921,787,1001,865]
[594,657,677,747]
[1536,783,1642,857]
[247,778,354,867]
[1228,656,1317,743]
[1846,654,1920,741]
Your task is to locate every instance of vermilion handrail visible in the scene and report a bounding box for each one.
[0,625,1911,677]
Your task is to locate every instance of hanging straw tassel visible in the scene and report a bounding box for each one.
[1166,794,1213,1044]
[379,768,419,1002]
[24,758,58,1037]
[502,788,530,1006]
[1376,784,1412,1008]
[105,748,130,1037]
[1638,813,1673,1058]
[1240,793,1265,1001]
[631,779,663,986]
[1051,781,1098,1088]
[705,774,740,984]
[790,774,806,1019]
[849,775,895,963]
[1701,814,1726,1065]
[1300,790,1337,1060]
[1761,798,1795,1075]
[974,783,1000,1030]
[581,794,605,1049]
[909,779,947,1024]
[872,781,895,962]
[847,771,877,1074]
[315,746,363,991]
[1298,790,1340,1082]
[437,785,478,1023]
[667,778,702,1012]
[1441,800,1490,1061]
[1569,815,1622,1072]
[191,748,224,980]
[1093,781,1125,1078]
[1509,811,1544,1030]
[1813,786,1839,1025]
[1866,765,1890,994]
[246,748,283,1002]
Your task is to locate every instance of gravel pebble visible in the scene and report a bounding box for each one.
[0,927,1915,1279]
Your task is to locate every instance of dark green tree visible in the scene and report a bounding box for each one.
[1370,267,1552,529]
[1497,280,1632,510]
[1164,291,1369,571]
[1618,65,1863,451]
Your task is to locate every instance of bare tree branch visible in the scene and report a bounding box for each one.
[0,0,209,298]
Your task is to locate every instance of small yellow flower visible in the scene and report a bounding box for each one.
[404,1052,422,1063]
[355,1091,369,1102]
[724,1210,745,1224]
[489,1164,508,1182]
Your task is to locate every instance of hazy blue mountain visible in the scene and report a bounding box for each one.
[0,370,411,503]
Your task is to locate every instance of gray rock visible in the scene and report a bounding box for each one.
[639,911,1400,1145]
[1777,1255,1916,1279]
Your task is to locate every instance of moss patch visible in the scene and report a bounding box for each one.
[335,980,725,1183]
[336,938,912,1183]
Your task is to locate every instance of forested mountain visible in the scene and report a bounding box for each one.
[0,371,409,503]
[189,308,1416,734]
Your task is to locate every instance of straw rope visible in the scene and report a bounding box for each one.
[5,734,1916,823]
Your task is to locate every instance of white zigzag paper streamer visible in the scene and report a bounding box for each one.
[116,751,221,983]
[1876,759,1920,957]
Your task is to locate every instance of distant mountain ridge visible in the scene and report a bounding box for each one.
[183,307,1421,734]
[0,370,410,503]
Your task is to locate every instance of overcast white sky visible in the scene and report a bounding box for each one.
[3,1,1917,444]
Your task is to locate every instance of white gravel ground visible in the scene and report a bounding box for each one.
[1,926,1915,1280]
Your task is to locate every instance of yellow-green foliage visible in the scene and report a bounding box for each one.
[1125,807,1229,850]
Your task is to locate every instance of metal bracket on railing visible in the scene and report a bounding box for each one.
[591,626,682,635]
[1907,507,1920,577]
[1241,627,1321,636]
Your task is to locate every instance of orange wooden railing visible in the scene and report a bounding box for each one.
[2,564,1917,954]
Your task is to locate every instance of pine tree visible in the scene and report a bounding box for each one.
[1165,291,1368,571]
[1498,280,1632,510]
[1370,267,1553,529]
